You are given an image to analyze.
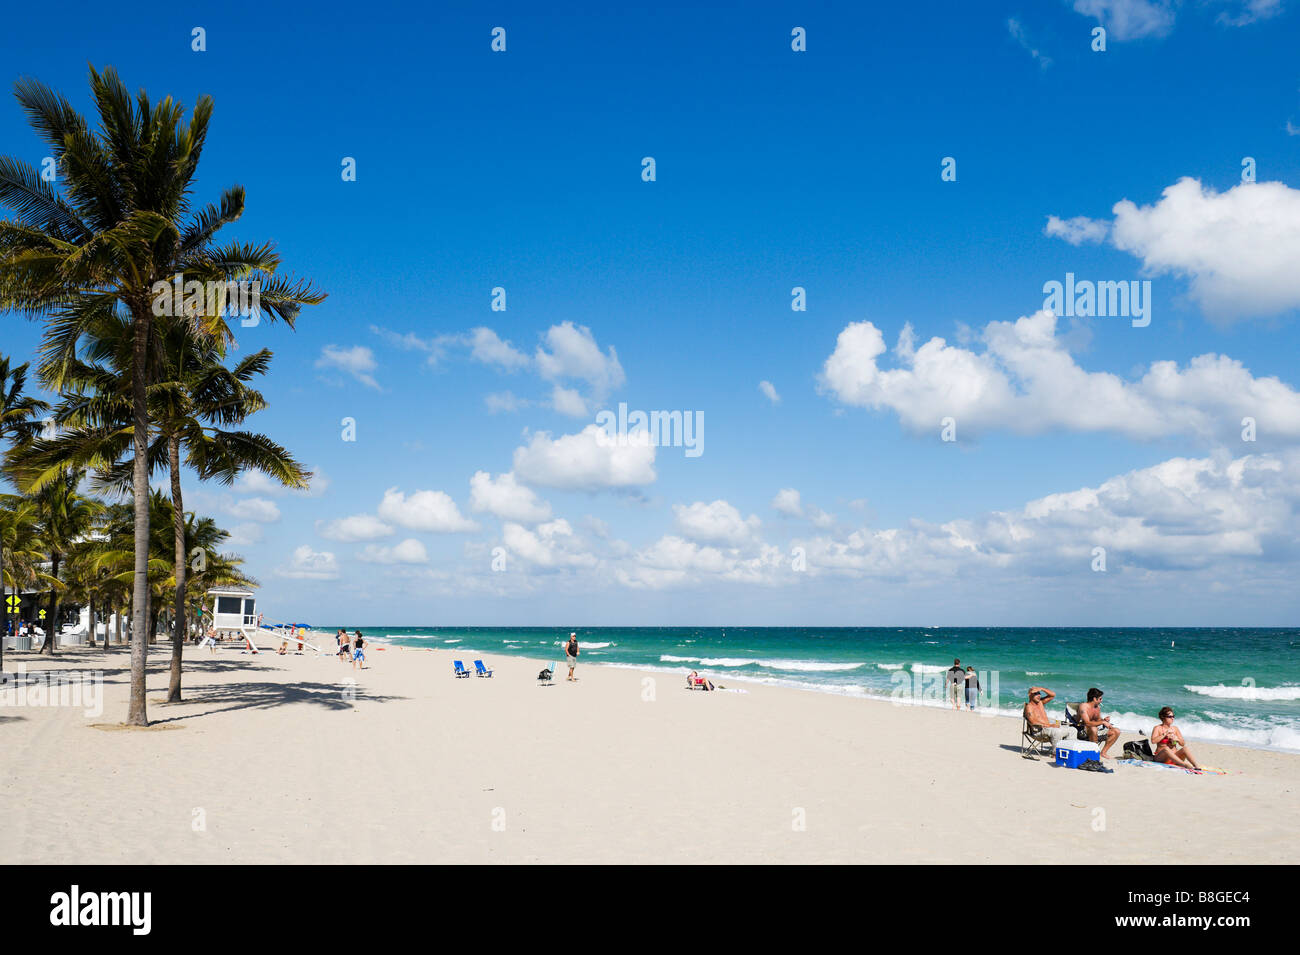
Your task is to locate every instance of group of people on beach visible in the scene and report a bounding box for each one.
[1024,685,1202,769]
[946,660,981,710]
[335,629,367,670]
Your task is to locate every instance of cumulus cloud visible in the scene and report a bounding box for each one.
[469,471,552,523]
[316,513,394,542]
[772,488,804,517]
[469,327,531,371]
[227,497,281,523]
[617,536,783,589]
[316,344,380,389]
[551,385,589,417]
[535,321,625,397]
[819,309,1300,441]
[1044,214,1109,245]
[377,488,480,533]
[1104,177,1300,321]
[673,500,762,546]
[759,380,781,404]
[797,451,1300,579]
[357,538,429,564]
[501,519,598,569]
[278,545,340,580]
[512,425,657,490]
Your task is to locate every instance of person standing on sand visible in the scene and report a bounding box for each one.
[946,659,964,709]
[964,666,979,710]
[565,632,579,681]
[337,628,350,663]
[352,631,366,671]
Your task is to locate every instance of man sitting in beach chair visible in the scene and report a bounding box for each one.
[1070,688,1122,759]
[1021,686,1073,758]
[685,670,715,691]
[453,660,471,679]
[474,659,493,678]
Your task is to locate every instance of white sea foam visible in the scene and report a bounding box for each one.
[582,642,614,649]
[657,655,861,672]
[1184,684,1300,701]
[443,639,462,644]
[1108,710,1300,752]
[875,663,906,670]
[910,664,950,674]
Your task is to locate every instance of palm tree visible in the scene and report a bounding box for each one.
[0,67,324,723]
[0,492,42,667]
[0,356,48,668]
[21,313,308,698]
[24,468,104,654]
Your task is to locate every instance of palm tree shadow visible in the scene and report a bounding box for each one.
[148,680,405,723]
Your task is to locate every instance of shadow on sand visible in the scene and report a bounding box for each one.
[146,679,406,724]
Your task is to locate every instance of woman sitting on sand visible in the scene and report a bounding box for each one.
[1151,707,1202,771]
[687,670,715,691]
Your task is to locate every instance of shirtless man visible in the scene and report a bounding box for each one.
[1079,687,1122,758]
[1023,686,1074,743]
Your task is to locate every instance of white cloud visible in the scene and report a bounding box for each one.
[316,513,394,542]
[233,467,329,498]
[617,536,783,589]
[1044,214,1109,245]
[759,380,781,404]
[1105,177,1300,321]
[1215,0,1283,27]
[673,500,761,546]
[1070,0,1177,40]
[377,488,480,533]
[278,545,340,580]
[357,538,429,564]
[469,471,552,523]
[485,391,529,413]
[225,523,263,549]
[551,385,589,417]
[772,488,804,517]
[502,519,597,569]
[227,497,281,523]
[513,425,657,490]
[819,309,1300,441]
[316,344,380,389]
[535,321,625,397]
[469,327,531,371]
[1007,17,1052,68]
[797,451,1300,580]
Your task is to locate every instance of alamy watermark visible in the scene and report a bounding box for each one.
[151,275,262,326]
[1043,272,1150,327]
[1,664,103,718]
[594,402,703,458]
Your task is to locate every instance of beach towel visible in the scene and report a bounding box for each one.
[1118,760,1230,776]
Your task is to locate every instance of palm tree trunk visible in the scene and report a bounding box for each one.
[127,305,152,726]
[88,595,96,647]
[167,432,187,702]
[40,553,59,656]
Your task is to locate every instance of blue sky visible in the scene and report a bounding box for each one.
[3,0,1300,625]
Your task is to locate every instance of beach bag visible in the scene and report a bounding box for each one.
[1123,739,1155,761]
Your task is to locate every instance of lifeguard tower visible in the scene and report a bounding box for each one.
[204,588,326,654]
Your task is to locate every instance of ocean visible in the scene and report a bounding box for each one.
[331,626,1300,753]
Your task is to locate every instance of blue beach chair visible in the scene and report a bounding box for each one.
[453,660,471,679]
[474,659,493,678]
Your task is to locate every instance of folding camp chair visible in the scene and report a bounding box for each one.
[474,659,493,678]
[453,660,471,679]
[1065,701,1109,744]
[1020,718,1057,759]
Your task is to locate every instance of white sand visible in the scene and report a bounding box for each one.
[1,643,1296,864]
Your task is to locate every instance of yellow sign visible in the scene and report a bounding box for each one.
[4,595,18,611]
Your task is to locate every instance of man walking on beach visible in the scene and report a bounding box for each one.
[565,632,579,681]
[1080,687,1122,758]
[946,659,964,709]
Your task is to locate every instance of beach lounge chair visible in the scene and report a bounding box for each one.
[1020,718,1057,759]
[453,660,471,679]
[474,659,493,678]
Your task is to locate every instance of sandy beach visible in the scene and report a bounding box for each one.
[1,643,1296,865]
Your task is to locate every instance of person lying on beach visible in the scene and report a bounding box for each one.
[687,670,715,691]
[1079,687,1122,758]
[1151,707,1201,771]
[1023,687,1073,743]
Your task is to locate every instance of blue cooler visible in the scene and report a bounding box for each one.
[1054,738,1101,768]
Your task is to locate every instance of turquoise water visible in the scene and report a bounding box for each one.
[333,626,1300,753]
